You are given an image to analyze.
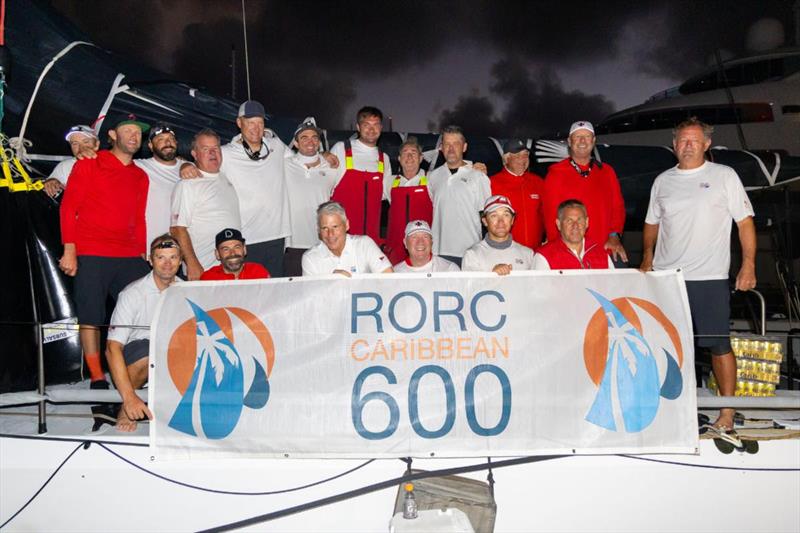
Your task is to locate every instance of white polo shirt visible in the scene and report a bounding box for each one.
[462,238,535,272]
[393,255,460,273]
[285,153,337,249]
[428,162,491,257]
[108,272,180,345]
[137,157,182,249]
[302,234,392,276]
[221,132,291,244]
[170,170,241,269]
[645,161,754,280]
[48,158,76,184]
[330,138,393,196]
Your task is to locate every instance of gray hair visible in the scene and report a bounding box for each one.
[673,117,714,140]
[557,199,587,219]
[316,201,348,226]
[441,125,466,142]
[399,136,423,155]
[191,128,221,151]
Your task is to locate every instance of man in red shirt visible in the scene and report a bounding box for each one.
[490,139,545,249]
[200,228,270,280]
[542,121,627,264]
[59,114,151,389]
[533,199,613,270]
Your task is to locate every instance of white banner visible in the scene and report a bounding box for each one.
[149,270,697,459]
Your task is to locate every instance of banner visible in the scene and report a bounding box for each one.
[150,270,697,459]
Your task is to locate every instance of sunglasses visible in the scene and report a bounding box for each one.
[154,240,179,249]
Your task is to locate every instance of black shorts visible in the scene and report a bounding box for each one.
[685,279,732,355]
[123,339,150,366]
[74,256,150,326]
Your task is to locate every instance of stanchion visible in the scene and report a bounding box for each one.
[25,239,47,433]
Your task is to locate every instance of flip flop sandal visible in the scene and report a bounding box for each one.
[701,424,747,453]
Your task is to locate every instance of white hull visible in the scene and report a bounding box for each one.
[2,432,798,532]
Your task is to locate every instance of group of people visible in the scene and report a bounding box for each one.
[51,102,755,434]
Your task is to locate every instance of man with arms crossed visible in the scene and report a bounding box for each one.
[640,117,756,431]
[462,195,535,274]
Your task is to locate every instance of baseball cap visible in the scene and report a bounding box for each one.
[294,116,322,139]
[238,100,266,118]
[483,195,515,215]
[569,121,594,136]
[64,125,98,142]
[404,220,432,238]
[115,113,150,133]
[503,138,528,154]
[215,228,245,247]
[149,122,176,141]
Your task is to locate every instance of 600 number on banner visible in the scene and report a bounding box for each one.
[351,364,512,440]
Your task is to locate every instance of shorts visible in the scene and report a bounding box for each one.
[123,339,150,366]
[74,256,150,326]
[685,279,732,355]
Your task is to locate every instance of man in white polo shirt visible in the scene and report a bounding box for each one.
[42,124,100,198]
[106,234,181,431]
[641,117,756,432]
[462,195,535,274]
[170,128,241,279]
[302,201,392,276]
[393,220,459,273]
[428,125,492,267]
[284,117,337,276]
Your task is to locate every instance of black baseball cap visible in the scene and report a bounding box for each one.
[149,122,176,141]
[503,138,528,154]
[215,228,245,247]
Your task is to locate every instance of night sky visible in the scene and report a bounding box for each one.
[51,0,796,136]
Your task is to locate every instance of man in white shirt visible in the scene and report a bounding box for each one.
[462,195,535,274]
[136,122,182,250]
[428,125,492,267]
[170,129,241,279]
[106,234,181,431]
[284,117,337,276]
[302,201,393,276]
[393,220,459,273]
[42,124,99,198]
[641,117,756,432]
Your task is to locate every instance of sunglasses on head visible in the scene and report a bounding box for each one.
[154,240,179,249]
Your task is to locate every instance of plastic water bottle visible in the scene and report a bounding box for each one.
[402,482,418,519]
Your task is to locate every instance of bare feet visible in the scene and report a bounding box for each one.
[712,408,736,431]
[116,410,138,432]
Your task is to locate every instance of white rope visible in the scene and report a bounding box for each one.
[15,41,97,159]
[93,73,128,134]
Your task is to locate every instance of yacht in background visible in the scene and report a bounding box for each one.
[596,48,800,156]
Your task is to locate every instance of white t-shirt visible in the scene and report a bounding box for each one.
[645,161,754,280]
[462,238,535,272]
[393,255,460,273]
[136,157,182,249]
[428,163,491,257]
[170,170,242,270]
[531,240,615,270]
[108,272,180,345]
[302,234,392,276]
[221,132,291,244]
[285,153,337,249]
[48,158,76,184]
[384,170,426,203]
[330,138,392,197]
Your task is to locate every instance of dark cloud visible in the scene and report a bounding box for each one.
[640,1,796,79]
[435,59,615,138]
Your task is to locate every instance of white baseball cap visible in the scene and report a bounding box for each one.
[483,195,515,215]
[405,220,432,238]
[569,121,594,136]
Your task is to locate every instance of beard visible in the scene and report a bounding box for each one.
[222,254,244,273]
[153,145,177,162]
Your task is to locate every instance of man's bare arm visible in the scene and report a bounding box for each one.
[170,226,204,280]
[735,216,756,290]
[639,222,659,272]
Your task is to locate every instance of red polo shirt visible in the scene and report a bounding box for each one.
[200,262,270,280]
